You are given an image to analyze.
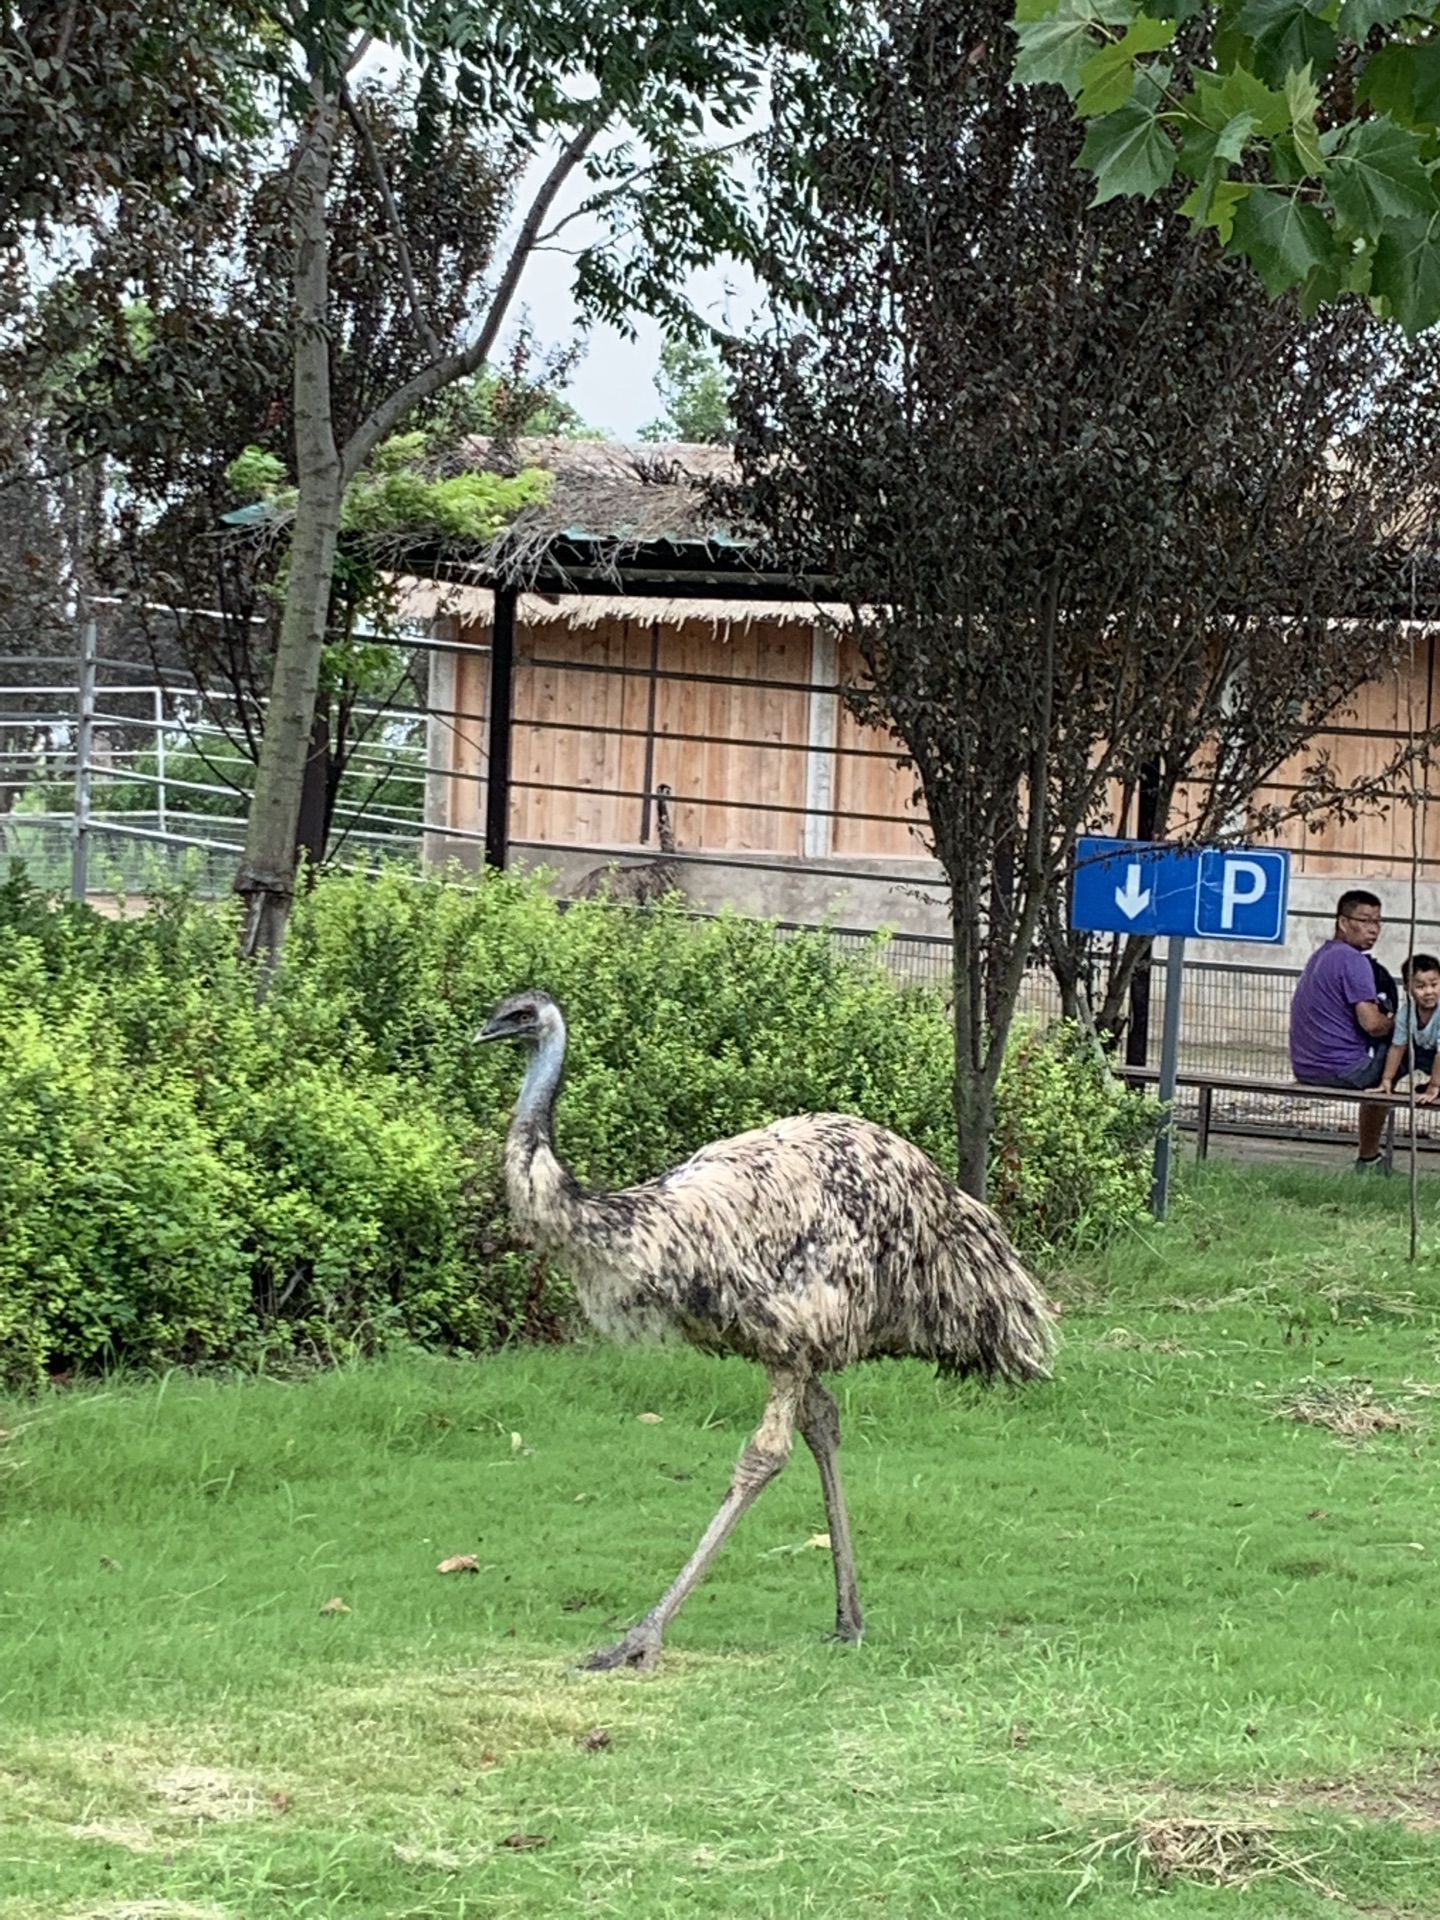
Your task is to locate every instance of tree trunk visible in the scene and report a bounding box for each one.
[294,692,331,881]
[953,1047,997,1201]
[948,880,999,1201]
[235,97,342,964]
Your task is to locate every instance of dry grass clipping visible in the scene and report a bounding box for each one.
[1066,1817,1344,1901]
[1277,1377,1414,1440]
[1137,1818,1311,1889]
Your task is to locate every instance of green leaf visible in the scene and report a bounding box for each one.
[1371,214,1440,332]
[1177,108,1257,181]
[1184,64,1291,137]
[1326,115,1438,235]
[1409,39,1440,124]
[1076,42,1139,111]
[1297,255,1348,314]
[1235,0,1340,90]
[1336,0,1418,38]
[1227,183,1336,293]
[1075,14,1176,113]
[1012,0,1141,96]
[1357,42,1417,123]
[1077,98,1178,199]
[1285,62,1325,176]
[1180,175,1250,239]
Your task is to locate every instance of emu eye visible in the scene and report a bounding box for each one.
[515,1004,536,1022]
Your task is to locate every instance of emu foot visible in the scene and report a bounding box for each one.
[829,1617,865,1645]
[580,1625,663,1672]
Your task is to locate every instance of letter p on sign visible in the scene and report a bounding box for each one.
[1220,858,1266,930]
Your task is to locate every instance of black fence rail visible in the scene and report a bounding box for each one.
[9,635,1429,1155]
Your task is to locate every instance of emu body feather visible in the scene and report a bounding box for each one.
[482,987,1054,1670]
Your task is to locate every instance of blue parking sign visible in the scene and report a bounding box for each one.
[1071,837,1289,945]
[1195,849,1288,942]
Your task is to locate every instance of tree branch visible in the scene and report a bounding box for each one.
[338,78,442,361]
[340,115,605,485]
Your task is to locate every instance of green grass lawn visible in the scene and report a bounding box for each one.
[5,1162,1440,1918]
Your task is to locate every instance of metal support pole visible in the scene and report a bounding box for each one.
[153,684,167,836]
[71,617,98,900]
[484,583,517,871]
[1150,935,1187,1219]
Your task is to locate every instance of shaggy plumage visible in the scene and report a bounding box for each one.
[480,988,1054,1670]
[569,785,682,904]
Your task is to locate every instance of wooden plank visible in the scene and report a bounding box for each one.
[831,636,929,857]
[448,638,489,840]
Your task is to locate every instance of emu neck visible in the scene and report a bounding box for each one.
[506,1017,583,1248]
[515,1024,565,1140]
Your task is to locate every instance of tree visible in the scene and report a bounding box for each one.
[734,0,1440,1198]
[1011,0,1440,333]
[16,0,836,960]
[640,338,735,442]
[223,0,834,962]
[0,2,248,249]
[29,72,560,874]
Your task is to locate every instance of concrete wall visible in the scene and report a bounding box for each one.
[428,837,1440,975]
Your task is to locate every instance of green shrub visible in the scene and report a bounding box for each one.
[0,986,252,1380]
[0,865,1157,1382]
[990,1017,1162,1254]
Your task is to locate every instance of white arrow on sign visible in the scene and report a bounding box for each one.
[1115,864,1151,919]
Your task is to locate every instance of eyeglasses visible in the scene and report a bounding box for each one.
[1342,913,1382,928]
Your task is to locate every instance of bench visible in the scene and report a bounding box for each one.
[1117,1066,1431,1167]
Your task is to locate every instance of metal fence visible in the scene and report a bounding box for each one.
[6,622,1419,1152]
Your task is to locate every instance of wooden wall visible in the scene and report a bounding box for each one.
[443,614,922,860]
[440,614,1440,874]
[830,636,930,858]
[1247,647,1440,878]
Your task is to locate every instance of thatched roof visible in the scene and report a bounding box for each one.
[474,437,739,552]
[440,437,808,597]
[399,583,850,633]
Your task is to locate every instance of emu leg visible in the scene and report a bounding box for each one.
[582,1367,803,1672]
[799,1378,864,1643]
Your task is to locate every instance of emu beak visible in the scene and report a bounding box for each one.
[476,1016,508,1043]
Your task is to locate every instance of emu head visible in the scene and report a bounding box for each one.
[478,989,563,1049]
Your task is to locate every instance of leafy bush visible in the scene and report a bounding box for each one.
[990,1018,1162,1254]
[0,865,1157,1383]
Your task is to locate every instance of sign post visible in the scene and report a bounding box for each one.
[1070,838,1290,1218]
[1151,936,1186,1217]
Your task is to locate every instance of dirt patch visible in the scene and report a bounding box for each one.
[146,1766,267,1825]
[1093,1327,1197,1355]
[58,1905,228,1920]
[1295,1775,1440,1835]
[1136,1816,1321,1888]
[66,1819,175,1854]
[1065,1816,1346,1901]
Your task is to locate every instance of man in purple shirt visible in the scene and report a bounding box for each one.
[1290,889,1395,1169]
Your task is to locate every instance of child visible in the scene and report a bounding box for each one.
[1379,953,1440,1103]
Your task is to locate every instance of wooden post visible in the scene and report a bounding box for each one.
[423,626,457,867]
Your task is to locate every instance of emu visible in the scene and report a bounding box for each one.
[569,783,682,904]
[479,989,1054,1671]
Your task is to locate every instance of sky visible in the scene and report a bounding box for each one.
[350,45,765,442]
[499,132,765,442]
[514,245,761,441]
